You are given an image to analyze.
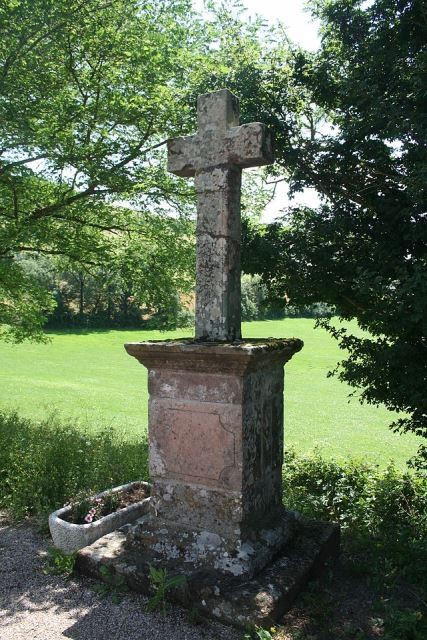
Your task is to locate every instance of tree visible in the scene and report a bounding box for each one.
[19,208,195,328]
[240,0,427,468]
[0,0,201,340]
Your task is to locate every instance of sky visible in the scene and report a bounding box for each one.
[194,0,320,50]
[193,0,322,221]
[227,0,320,51]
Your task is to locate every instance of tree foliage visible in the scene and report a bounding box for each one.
[0,0,201,339]
[18,211,195,330]
[241,0,427,467]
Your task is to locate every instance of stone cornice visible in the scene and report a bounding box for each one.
[124,338,303,374]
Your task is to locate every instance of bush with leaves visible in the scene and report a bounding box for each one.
[0,410,148,520]
[235,0,427,469]
[283,448,427,588]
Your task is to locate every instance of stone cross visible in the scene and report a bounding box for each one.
[167,89,274,341]
[122,90,307,585]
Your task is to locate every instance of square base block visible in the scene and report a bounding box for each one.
[76,515,340,629]
[126,500,297,577]
[125,338,303,578]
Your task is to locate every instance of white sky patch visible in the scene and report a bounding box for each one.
[193,0,321,51]
[193,1,323,222]
[263,182,321,223]
[238,0,320,51]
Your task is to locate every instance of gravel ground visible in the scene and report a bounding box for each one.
[0,514,241,640]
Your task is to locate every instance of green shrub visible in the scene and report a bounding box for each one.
[43,547,77,577]
[1,408,425,598]
[283,449,427,588]
[0,410,148,520]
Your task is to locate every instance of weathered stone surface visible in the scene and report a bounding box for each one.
[148,397,240,485]
[195,232,241,342]
[148,369,242,403]
[76,515,340,629]
[48,481,151,554]
[125,338,303,374]
[126,507,297,578]
[125,339,303,578]
[167,89,273,342]
[144,480,245,535]
[197,89,239,134]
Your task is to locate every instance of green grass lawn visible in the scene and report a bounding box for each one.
[0,319,421,467]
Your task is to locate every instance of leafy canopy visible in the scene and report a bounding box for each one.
[0,0,202,340]
[240,0,427,468]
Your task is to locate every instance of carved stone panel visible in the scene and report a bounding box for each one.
[149,398,242,490]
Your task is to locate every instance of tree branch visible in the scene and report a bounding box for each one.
[27,183,100,221]
[48,212,136,234]
[0,0,116,84]
[14,246,102,265]
[12,185,19,219]
[0,154,47,175]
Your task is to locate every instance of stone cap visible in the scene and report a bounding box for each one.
[125,338,303,374]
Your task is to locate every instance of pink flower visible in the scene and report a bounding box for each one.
[89,508,96,515]
[84,514,93,523]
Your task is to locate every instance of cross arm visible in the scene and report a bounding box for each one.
[226,123,274,169]
[167,135,197,177]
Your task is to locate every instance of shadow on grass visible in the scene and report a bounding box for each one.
[44,326,193,337]
[45,327,117,336]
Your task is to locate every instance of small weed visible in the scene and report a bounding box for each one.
[372,602,427,640]
[187,605,204,625]
[92,564,129,604]
[147,564,186,615]
[244,626,275,640]
[290,633,317,640]
[43,547,76,576]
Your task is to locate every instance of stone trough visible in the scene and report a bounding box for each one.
[49,481,151,554]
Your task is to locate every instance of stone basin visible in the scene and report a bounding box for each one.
[49,480,151,554]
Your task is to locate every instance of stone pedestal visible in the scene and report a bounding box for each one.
[124,338,303,578]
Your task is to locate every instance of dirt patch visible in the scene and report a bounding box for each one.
[117,485,148,509]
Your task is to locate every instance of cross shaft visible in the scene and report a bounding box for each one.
[168,89,274,341]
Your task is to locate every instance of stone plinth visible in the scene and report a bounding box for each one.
[77,517,340,629]
[124,338,303,578]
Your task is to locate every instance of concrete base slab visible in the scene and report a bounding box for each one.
[76,517,339,629]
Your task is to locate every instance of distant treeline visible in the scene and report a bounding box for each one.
[18,254,194,331]
[241,275,333,322]
[19,256,332,331]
